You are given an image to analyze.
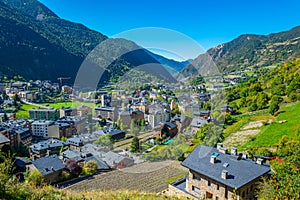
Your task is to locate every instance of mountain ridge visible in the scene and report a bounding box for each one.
[181,26,300,77]
[0,0,181,84]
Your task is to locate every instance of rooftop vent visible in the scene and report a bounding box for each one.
[223,162,229,168]
[256,158,264,165]
[231,147,237,155]
[219,147,228,154]
[221,170,228,179]
[210,155,217,164]
[217,143,223,150]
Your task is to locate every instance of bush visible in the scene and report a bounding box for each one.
[81,160,98,175]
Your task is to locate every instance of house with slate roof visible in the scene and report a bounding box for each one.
[169,145,270,200]
[29,155,65,184]
[61,149,110,172]
[0,133,10,148]
[29,138,65,159]
[160,122,178,139]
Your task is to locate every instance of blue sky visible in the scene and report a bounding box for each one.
[39,0,300,60]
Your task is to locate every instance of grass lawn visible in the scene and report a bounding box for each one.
[242,101,300,149]
[16,104,40,118]
[223,109,274,138]
[42,101,97,109]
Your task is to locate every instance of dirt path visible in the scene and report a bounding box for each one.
[223,119,272,147]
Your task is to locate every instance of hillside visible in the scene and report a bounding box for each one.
[226,58,300,113]
[181,26,300,78]
[0,0,179,84]
[222,58,300,153]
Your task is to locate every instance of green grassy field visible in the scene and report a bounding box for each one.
[242,101,300,148]
[42,101,96,109]
[16,101,98,119]
[223,109,273,138]
[16,104,40,118]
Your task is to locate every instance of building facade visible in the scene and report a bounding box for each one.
[94,106,118,122]
[29,108,60,121]
[31,120,54,137]
[169,145,270,200]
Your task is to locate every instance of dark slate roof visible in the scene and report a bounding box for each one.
[94,106,115,112]
[15,157,32,168]
[108,129,125,137]
[84,156,110,170]
[66,137,83,147]
[182,145,270,189]
[30,139,65,151]
[132,110,144,115]
[0,133,10,144]
[62,149,83,162]
[32,155,65,176]
[164,122,177,129]
[190,118,208,128]
[172,114,186,123]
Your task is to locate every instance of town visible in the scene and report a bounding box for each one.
[0,76,272,200]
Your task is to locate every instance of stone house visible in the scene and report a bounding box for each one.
[190,118,208,133]
[29,139,65,159]
[160,122,178,139]
[169,145,270,200]
[29,155,65,184]
[171,114,192,133]
[0,133,10,149]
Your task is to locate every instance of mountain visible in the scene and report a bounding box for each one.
[181,26,300,78]
[0,0,178,85]
[146,50,191,74]
[0,0,58,19]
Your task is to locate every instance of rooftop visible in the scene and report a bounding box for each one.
[182,145,270,189]
[0,133,10,144]
[32,155,65,176]
[95,106,115,112]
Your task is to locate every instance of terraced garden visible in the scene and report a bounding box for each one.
[65,161,188,193]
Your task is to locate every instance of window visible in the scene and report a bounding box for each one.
[250,185,253,191]
[217,184,219,190]
[208,181,211,186]
[192,186,200,194]
[193,174,201,182]
[242,191,245,197]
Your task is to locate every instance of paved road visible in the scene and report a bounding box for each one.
[20,99,49,108]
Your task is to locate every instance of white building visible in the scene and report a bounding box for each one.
[31,120,54,137]
[148,110,167,129]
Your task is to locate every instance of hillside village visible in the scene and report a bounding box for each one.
[0,0,299,199]
[0,72,277,200]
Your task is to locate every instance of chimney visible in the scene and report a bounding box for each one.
[210,155,217,164]
[221,170,228,179]
[219,147,228,154]
[217,143,223,150]
[242,152,248,159]
[256,158,264,165]
[231,147,237,155]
